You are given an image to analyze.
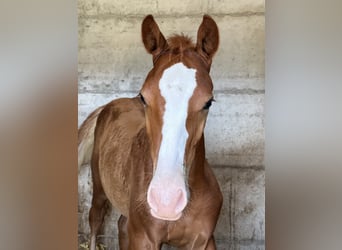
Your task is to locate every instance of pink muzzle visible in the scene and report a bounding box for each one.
[147,176,188,221]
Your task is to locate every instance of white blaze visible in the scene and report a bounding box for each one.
[156,62,197,177]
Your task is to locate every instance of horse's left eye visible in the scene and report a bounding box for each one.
[203,98,214,110]
[139,93,146,105]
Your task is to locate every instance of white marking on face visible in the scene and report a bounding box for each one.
[155,62,197,177]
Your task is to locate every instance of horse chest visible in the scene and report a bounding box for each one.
[165,218,214,248]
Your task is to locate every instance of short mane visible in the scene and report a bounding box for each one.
[167,35,195,54]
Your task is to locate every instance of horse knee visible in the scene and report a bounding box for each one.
[89,205,105,225]
[89,199,108,230]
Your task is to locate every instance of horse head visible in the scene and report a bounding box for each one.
[140,15,219,221]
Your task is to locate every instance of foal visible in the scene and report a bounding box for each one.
[78,15,223,250]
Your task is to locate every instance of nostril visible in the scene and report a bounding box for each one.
[176,189,182,202]
[148,188,159,212]
[174,189,187,213]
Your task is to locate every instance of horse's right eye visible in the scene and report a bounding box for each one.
[139,93,146,105]
[203,98,214,110]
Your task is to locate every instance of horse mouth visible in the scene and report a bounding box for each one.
[150,209,182,221]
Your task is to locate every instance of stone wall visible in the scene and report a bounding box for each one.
[78,0,265,249]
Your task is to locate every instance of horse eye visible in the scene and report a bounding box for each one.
[139,93,146,105]
[203,98,214,110]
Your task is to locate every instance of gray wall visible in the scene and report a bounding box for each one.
[78,0,265,249]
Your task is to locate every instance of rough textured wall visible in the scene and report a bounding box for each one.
[78,0,265,249]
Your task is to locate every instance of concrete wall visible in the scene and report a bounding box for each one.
[78,0,265,249]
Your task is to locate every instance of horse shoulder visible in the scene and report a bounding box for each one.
[93,97,146,216]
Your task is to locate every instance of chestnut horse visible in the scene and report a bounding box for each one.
[78,15,223,250]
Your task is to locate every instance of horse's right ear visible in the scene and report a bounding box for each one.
[142,15,168,60]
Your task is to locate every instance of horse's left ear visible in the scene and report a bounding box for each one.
[196,15,219,65]
[142,15,168,61]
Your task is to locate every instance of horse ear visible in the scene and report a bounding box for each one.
[142,15,168,59]
[196,15,219,64]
